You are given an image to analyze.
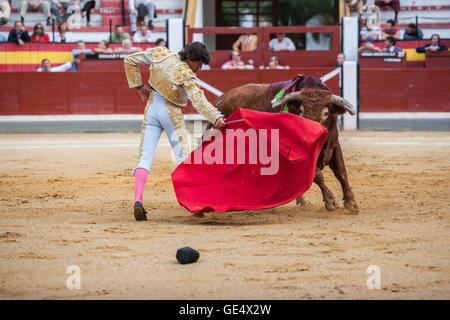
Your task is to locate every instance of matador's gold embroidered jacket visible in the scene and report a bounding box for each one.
[124,46,222,124]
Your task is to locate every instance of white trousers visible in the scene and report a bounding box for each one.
[135,91,186,173]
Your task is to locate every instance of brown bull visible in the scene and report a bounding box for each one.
[207,76,359,213]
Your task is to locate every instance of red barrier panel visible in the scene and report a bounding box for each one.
[2,68,447,116]
[0,69,338,115]
[360,69,450,112]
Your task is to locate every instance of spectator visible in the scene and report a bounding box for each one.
[259,56,289,70]
[358,41,379,53]
[382,36,402,53]
[374,0,400,23]
[155,38,166,47]
[232,33,258,51]
[113,39,141,54]
[335,52,345,67]
[8,20,30,45]
[72,40,93,71]
[416,34,448,53]
[54,20,74,43]
[37,58,72,72]
[30,23,49,42]
[110,25,131,43]
[129,0,156,33]
[236,60,254,70]
[94,40,113,54]
[0,0,11,26]
[269,33,295,51]
[81,0,96,27]
[381,19,400,40]
[133,23,153,43]
[345,0,366,17]
[221,51,241,69]
[21,0,51,26]
[360,21,381,43]
[51,0,74,23]
[403,23,424,40]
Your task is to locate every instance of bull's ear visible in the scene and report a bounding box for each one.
[330,94,356,115]
[271,91,303,109]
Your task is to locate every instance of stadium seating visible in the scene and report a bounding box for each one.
[0,0,183,42]
[365,0,450,38]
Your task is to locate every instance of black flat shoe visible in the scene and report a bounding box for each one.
[134,201,147,221]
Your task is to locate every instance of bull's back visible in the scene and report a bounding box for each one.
[215,83,274,118]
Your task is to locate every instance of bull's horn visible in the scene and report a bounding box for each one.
[271,91,303,109]
[331,94,356,115]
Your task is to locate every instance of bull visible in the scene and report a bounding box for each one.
[205,76,359,213]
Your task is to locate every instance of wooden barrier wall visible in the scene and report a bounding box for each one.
[0,68,339,115]
[0,68,449,115]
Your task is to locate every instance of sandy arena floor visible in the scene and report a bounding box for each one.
[0,131,449,300]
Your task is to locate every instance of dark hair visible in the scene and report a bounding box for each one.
[155,38,165,45]
[115,25,122,30]
[178,42,210,64]
[33,23,45,36]
[386,19,395,27]
[386,36,396,45]
[408,23,417,30]
[41,58,49,64]
[431,34,440,42]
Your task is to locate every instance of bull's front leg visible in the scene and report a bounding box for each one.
[329,141,359,214]
[314,167,340,211]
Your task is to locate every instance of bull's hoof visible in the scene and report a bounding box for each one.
[324,198,340,211]
[296,195,312,207]
[344,199,359,214]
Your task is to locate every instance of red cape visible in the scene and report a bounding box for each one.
[171,109,328,213]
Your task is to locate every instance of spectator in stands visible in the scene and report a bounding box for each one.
[110,25,131,43]
[8,21,30,45]
[0,0,11,26]
[403,23,423,40]
[37,58,72,72]
[133,22,153,43]
[30,23,50,42]
[81,0,96,27]
[51,0,73,23]
[381,19,400,40]
[233,33,258,51]
[114,39,141,54]
[259,56,290,70]
[20,0,51,26]
[54,20,74,42]
[345,0,366,17]
[416,34,448,53]
[221,51,241,69]
[360,20,381,43]
[382,36,402,53]
[335,52,345,67]
[269,33,295,51]
[72,40,93,71]
[129,0,156,33]
[374,0,399,23]
[94,40,113,54]
[155,38,166,47]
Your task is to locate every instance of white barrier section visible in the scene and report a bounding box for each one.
[342,61,358,130]
[167,18,184,53]
[342,16,359,62]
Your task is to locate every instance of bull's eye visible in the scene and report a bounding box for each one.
[321,107,329,122]
[299,105,304,114]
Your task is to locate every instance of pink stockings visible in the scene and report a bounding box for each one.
[134,168,149,204]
